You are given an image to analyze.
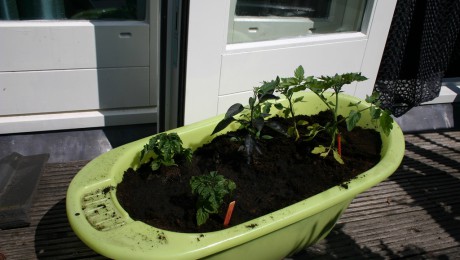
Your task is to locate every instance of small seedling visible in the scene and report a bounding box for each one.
[213,65,394,165]
[307,72,393,164]
[140,132,193,171]
[212,84,278,138]
[274,66,312,140]
[212,84,279,164]
[269,65,394,164]
[190,171,236,226]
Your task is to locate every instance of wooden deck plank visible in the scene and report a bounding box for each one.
[1,130,460,259]
[0,161,104,260]
[301,130,460,259]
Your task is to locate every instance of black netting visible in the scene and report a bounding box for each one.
[375,0,460,117]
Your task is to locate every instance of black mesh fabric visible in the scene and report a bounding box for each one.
[374,0,460,116]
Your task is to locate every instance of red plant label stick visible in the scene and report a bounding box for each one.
[337,133,342,156]
[224,201,236,227]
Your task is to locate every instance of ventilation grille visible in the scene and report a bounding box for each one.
[81,186,127,231]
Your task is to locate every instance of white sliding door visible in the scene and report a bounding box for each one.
[0,0,160,134]
[184,0,397,125]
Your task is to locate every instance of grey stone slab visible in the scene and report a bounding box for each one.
[0,152,49,229]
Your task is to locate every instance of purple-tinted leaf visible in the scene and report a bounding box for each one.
[261,113,271,118]
[225,103,244,118]
[252,117,265,132]
[265,121,288,137]
[259,93,279,102]
[211,117,236,135]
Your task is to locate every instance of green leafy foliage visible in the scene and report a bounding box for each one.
[212,84,278,138]
[379,109,394,136]
[273,66,314,140]
[190,171,236,226]
[213,65,395,165]
[274,65,394,164]
[211,84,279,164]
[311,145,327,156]
[306,71,368,163]
[346,110,361,132]
[140,133,193,171]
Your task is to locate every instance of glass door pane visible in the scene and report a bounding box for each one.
[0,0,146,20]
[228,0,368,44]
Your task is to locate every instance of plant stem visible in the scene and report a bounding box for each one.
[312,92,334,112]
[334,88,340,125]
[332,88,340,147]
[287,97,299,140]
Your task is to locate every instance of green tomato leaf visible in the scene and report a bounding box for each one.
[259,78,279,95]
[191,171,236,226]
[274,103,284,110]
[297,120,308,126]
[348,101,361,107]
[196,208,209,226]
[150,161,161,171]
[262,103,272,114]
[140,145,148,161]
[312,145,327,154]
[333,150,344,164]
[379,110,394,136]
[369,106,381,119]
[283,109,290,118]
[320,152,329,158]
[291,85,306,94]
[227,179,237,191]
[294,65,305,81]
[346,110,361,131]
[284,77,297,86]
[293,96,304,103]
[365,92,380,103]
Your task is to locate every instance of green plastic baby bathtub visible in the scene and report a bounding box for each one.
[66,92,405,260]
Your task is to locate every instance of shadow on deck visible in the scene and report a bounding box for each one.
[1,131,459,259]
[298,131,460,259]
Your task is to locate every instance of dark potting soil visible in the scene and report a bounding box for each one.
[116,112,382,233]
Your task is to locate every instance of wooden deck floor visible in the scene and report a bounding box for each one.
[1,130,460,259]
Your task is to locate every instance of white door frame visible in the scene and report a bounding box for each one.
[183,0,397,125]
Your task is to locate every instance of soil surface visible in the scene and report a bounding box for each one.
[116,112,382,233]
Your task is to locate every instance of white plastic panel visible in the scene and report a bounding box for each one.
[0,67,149,115]
[219,37,367,96]
[0,21,149,72]
[0,2,161,134]
[0,107,156,134]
